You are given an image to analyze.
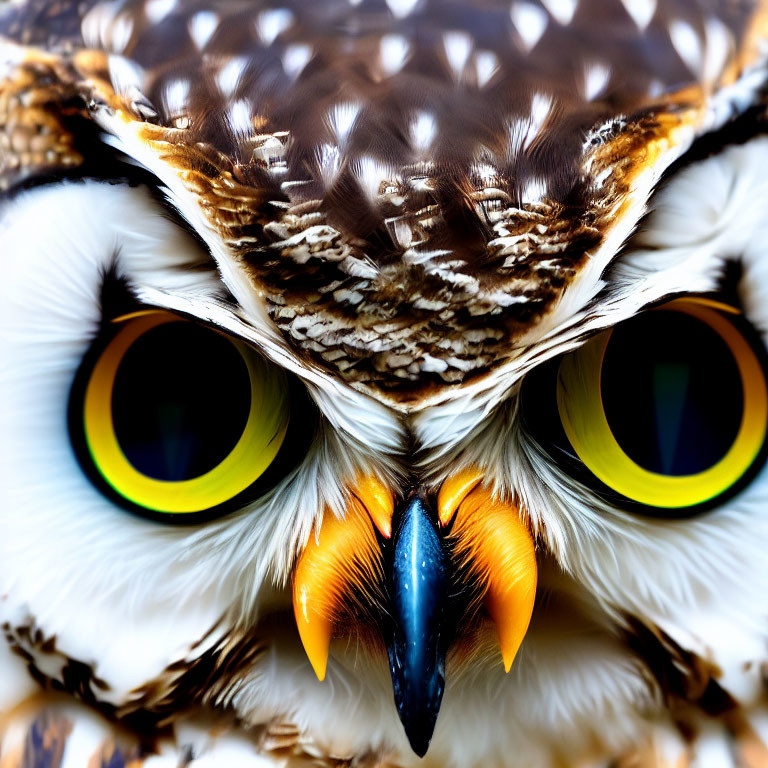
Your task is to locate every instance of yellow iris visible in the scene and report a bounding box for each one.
[557,298,768,509]
[81,310,289,514]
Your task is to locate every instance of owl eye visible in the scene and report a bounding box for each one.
[69,309,299,520]
[522,298,768,515]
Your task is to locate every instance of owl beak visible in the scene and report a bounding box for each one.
[292,472,537,758]
[385,493,449,757]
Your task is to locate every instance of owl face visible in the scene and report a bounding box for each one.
[3,2,768,767]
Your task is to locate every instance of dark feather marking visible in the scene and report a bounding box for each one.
[624,615,738,729]
[98,263,142,324]
[5,620,112,702]
[2,620,170,755]
[654,105,768,185]
[718,259,746,310]
[118,625,268,727]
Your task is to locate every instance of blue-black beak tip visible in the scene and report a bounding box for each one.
[386,495,449,757]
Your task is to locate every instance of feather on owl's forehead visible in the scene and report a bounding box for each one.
[2,0,768,405]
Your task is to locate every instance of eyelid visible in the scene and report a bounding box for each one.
[111,310,161,324]
[669,295,741,315]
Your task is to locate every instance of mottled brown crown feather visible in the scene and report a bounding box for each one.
[1,0,768,403]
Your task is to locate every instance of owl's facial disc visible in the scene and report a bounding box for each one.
[292,473,537,756]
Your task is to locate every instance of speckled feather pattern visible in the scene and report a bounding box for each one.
[2,0,767,402]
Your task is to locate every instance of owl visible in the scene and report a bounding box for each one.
[3,0,768,766]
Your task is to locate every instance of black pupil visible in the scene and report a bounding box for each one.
[112,322,251,481]
[600,310,743,476]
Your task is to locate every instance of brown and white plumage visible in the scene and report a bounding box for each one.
[2,1,768,766]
